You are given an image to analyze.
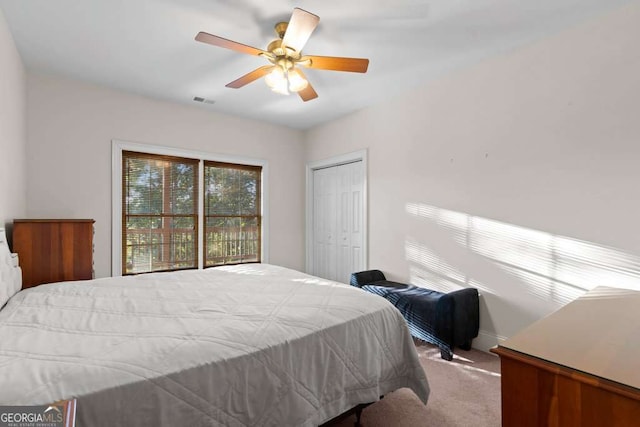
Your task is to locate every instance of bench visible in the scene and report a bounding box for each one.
[350,270,479,360]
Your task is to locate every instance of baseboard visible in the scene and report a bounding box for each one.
[472,329,508,353]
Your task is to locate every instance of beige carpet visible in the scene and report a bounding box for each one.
[327,341,501,427]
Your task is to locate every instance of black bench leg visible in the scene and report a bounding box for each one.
[440,346,453,361]
[459,340,472,351]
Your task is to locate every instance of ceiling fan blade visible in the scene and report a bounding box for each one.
[301,55,369,73]
[282,8,320,54]
[225,66,275,89]
[195,32,268,56]
[298,84,318,102]
[296,70,318,102]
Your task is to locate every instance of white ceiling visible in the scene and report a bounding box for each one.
[0,0,631,130]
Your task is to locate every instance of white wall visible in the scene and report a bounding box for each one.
[305,2,640,350]
[27,73,306,278]
[0,8,26,233]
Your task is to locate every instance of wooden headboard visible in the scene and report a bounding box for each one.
[0,228,22,306]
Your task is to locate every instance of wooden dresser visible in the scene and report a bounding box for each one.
[12,219,95,288]
[492,286,640,426]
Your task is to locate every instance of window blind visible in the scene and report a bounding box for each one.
[204,161,262,267]
[122,151,199,274]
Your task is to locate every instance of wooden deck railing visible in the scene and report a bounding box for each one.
[125,226,259,273]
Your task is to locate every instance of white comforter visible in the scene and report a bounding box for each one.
[0,264,429,426]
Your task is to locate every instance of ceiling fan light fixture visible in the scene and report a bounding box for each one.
[265,67,289,95]
[264,67,308,95]
[287,69,309,92]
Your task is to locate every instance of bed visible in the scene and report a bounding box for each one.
[0,228,429,426]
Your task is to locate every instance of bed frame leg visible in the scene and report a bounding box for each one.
[354,406,363,427]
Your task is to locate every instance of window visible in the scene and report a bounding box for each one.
[120,149,263,275]
[122,152,199,274]
[204,162,262,267]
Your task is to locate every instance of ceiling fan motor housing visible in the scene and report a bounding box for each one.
[274,22,288,39]
[267,39,300,64]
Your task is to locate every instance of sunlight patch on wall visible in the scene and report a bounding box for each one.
[405,203,640,305]
[406,203,468,246]
[496,263,582,304]
[405,240,495,295]
[405,239,466,284]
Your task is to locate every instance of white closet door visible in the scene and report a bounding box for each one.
[348,161,364,277]
[313,166,337,281]
[312,161,364,283]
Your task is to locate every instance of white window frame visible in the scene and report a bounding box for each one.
[112,139,269,276]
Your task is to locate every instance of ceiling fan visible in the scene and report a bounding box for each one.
[195,8,369,102]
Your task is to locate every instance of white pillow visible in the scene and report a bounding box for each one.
[0,228,22,309]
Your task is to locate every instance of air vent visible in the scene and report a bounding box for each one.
[193,96,215,105]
